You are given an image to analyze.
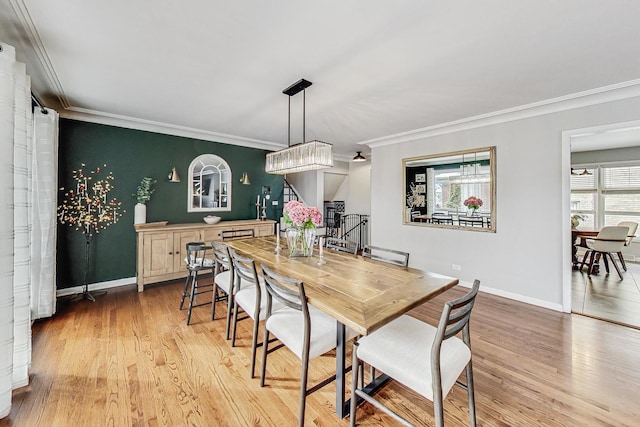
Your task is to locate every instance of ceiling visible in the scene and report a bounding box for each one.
[2,0,640,159]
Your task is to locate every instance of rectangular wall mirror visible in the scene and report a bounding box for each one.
[403,146,496,232]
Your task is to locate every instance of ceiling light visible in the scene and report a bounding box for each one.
[353,151,366,162]
[571,167,592,176]
[265,79,333,175]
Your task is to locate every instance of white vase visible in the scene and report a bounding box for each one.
[134,203,147,224]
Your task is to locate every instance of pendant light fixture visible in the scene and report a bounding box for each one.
[352,151,366,162]
[265,78,333,175]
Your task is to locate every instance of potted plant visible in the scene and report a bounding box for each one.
[133,177,156,224]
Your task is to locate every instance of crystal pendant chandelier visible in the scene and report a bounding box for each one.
[265,78,333,175]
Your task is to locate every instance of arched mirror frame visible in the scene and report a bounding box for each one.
[402,146,496,232]
[188,154,232,212]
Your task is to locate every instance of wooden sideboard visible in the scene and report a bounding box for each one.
[134,219,275,291]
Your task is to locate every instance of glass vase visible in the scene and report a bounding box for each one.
[286,227,317,257]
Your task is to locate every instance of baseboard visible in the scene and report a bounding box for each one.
[56,277,137,297]
[457,279,564,312]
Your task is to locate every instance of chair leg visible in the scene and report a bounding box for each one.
[186,271,198,325]
[298,347,310,427]
[618,252,628,271]
[587,251,597,276]
[465,361,477,427]
[260,329,270,387]
[608,253,624,280]
[250,317,260,379]
[349,343,360,427]
[211,284,219,320]
[225,292,234,340]
[230,301,240,347]
[180,271,192,310]
[579,250,591,271]
[601,252,610,274]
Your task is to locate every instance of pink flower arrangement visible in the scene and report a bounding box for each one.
[463,196,483,210]
[283,200,323,228]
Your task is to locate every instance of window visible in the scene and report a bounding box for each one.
[571,163,640,236]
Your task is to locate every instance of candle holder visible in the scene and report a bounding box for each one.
[274,224,281,254]
[317,237,326,265]
[261,205,267,220]
[255,202,261,220]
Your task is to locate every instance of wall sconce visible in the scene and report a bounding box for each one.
[239,172,251,185]
[168,167,181,182]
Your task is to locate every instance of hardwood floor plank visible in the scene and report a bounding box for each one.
[3,280,640,426]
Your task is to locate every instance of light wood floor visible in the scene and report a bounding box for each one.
[572,260,640,329]
[4,279,640,426]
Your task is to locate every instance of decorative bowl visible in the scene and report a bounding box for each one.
[203,215,221,225]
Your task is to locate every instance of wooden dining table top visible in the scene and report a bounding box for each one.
[224,236,459,336]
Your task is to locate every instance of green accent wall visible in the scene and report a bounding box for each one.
[57,119,283,289]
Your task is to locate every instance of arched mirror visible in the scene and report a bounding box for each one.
[188,154,231,212]
[403,147,496,232]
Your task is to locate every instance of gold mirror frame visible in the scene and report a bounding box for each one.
[402,146,496,232]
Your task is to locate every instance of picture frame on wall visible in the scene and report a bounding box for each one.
[415,184,426,193]
[415,173,426,182]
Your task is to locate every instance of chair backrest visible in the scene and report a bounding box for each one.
[228,248,260,291]
[362,245,409,267]
[431,212,453,225]
[410,211,420,221]
[221,228,255,241]
[185,242,213,269]
[260,264,307,316]
[592,226,629,252]
[431,280,481,393]
[617,221,638,245]
[212,241,231,274]
[325,237,358,255]
[458,216,483,227]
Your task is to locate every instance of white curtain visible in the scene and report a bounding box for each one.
[0,41,58,418]
[31,109,58,319]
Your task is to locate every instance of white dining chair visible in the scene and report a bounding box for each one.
[259,264,357,427]
[211,241,255,339]
[228,248,284,378]
[579,226,629,280]
[350,280,481,427]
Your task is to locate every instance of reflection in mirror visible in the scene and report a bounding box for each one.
[188,154,231,212]
[403,147,495,232]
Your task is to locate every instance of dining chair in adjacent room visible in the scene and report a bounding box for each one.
[179,242,215,325]
[362,245,410,267]
[259,265,357,427]
[579,226,629,280]
[228,248,284,378]
[431,212,454,225]
[350,280,481,427]
[325,237,358,255]
[616,221,638,271]
[211,241,255,339]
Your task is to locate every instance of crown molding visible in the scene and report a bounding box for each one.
[9,0,69,108]
[360,79,640,148]
[61,107,286,151]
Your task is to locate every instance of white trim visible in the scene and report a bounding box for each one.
[8,0,69,108]
[360,79,640,148]
[56,277,136,297]
[60,107,286,151]
[455,279,563,312]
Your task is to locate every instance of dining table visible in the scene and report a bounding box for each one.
[572,228,599,270]
[224,236,459,418]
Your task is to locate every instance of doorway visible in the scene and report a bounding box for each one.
[564,120,640,329]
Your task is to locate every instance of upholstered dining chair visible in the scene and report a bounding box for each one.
[259,265,357,427]
[228,248,284,378]
[616,221,638,271]
[362,245,409,267]
[211,241,255,339]
[180,242,214,325]
[579,226,629,280]
[350,280,481,427]
[325,237,358,255]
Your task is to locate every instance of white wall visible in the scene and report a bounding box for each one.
[370,94,640,310]
[345,161,371,215]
